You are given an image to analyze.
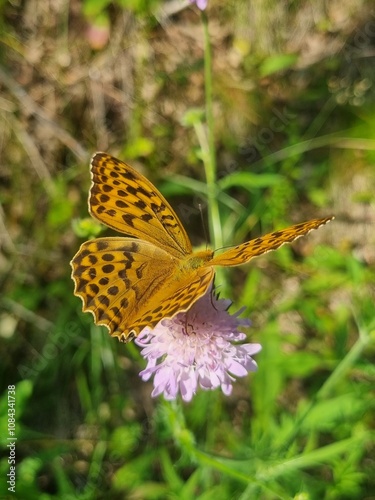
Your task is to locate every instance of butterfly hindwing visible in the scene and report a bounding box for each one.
[71,236,214,342]
[121,266,215,342]
[71,237,178,340]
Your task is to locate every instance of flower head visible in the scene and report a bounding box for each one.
[189,0,208,11]
[135,286,261,402]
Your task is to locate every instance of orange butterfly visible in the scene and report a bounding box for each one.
[71,153,333,342]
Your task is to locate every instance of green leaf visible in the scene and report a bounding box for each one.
[218,171,284,190]
[181,108,205,127]
[82,0,111,18]
[259,53,298,77]
[109,424,142,458]
[72,217,103,238]
[124,137,155,158]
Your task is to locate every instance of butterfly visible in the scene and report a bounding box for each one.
[70,152,333,343]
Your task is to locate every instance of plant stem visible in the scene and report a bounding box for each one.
[278,326,371,454]
[202,11,223,251]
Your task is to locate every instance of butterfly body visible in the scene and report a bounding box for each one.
[179,250,215,270]
[71,152,333,342]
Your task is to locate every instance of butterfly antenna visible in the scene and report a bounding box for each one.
[199,204,209,249]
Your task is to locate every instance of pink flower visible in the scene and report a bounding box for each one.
[189,0,208,10]
[135,286,261,402]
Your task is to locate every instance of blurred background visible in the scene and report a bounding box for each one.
[1,0,374,498]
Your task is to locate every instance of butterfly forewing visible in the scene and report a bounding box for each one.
[90,152,192,258]
[210,217,333,266]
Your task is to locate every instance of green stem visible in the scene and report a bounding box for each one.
[316,323,371,399]
[201,11,222,251]
[278,326,372,453]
